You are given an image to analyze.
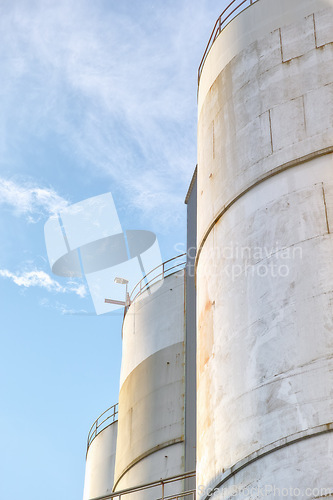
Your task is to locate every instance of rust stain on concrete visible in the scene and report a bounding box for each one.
[198,299,214,373]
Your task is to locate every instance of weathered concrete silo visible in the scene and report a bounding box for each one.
[197,0,333,497]
[83,405,118,500]
[113,261,186,499]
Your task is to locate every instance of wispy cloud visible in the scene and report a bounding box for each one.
[39,298,89,315]
[0,268,87,297]
[0,0,221,229]
[0,177,69,222]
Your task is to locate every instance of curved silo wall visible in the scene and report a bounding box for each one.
[197,0,333,498]
[113,270,185,499]
[83,421,118,500]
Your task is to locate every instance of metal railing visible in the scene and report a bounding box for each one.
[129,253,186,304]
[157,491,196,500]
[89,470,196,500]
[198,0,259,83]
[87,403,118,452]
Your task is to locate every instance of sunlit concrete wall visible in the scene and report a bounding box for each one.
[113,271,185,499]
[83,421,118,500]
[197,0,333,498]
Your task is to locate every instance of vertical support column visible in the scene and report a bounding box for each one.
[184,167,197,487]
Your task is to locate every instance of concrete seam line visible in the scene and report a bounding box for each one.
[198,422,333,500]
[195,146,333,273]
[112,437,184,492]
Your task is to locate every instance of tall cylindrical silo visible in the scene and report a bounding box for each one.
[113,264,186,499]
[197,0,333,498]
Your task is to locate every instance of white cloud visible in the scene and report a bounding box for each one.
[0,268,87,297]
[0,0,222,229]
[65,281,87,298]
[0,177,69,221]
[39,298,88,315]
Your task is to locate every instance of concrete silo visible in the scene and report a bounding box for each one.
[82,250,197,500]
[83,405,118,500]
[113,261,186,499]
[197,0,333,498]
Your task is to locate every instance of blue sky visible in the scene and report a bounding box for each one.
[0,1,226,499]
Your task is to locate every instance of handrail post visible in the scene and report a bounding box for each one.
[161,480,165,500]
[198,0,257,84]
